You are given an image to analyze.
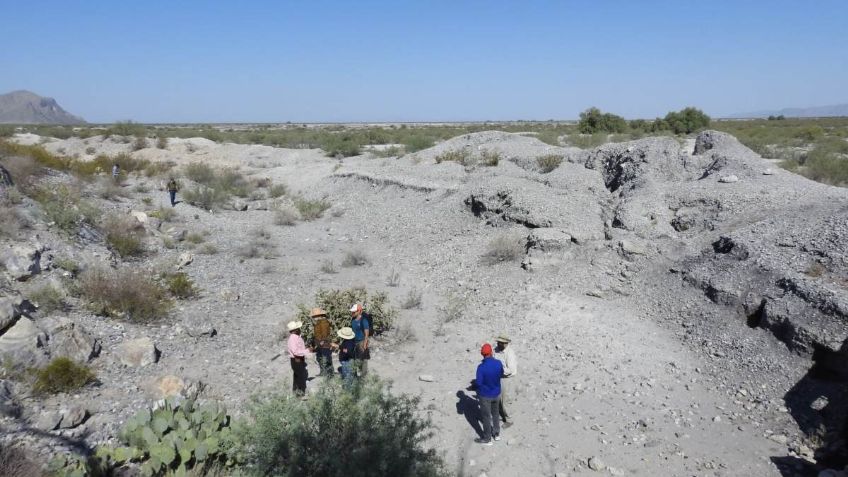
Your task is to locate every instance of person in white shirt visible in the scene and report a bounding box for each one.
[494,334,517,427]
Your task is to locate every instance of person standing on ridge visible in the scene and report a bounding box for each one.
[350,303,371,377]
[494,334,517,427]
[167,177,179,207]
[286,320,309,398]
[475,343,503,445]
[310,308,333,376]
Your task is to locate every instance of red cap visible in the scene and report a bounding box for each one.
[481,343,493,357]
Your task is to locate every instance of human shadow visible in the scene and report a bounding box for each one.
[777,340,848,474]
[456,390,483,439]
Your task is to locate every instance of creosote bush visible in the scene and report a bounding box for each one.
[162,272,199,299]
[296,288,396,344]
[102,214,146,258]
[79,266,171,322]
[293,196,331,220]
[237,377,446,477]
[537,154,563,173]
[33,357,95,395]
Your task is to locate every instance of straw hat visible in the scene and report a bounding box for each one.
[287,320,303,332]
[337,327,355,340]
[310,308,327,318]
[495,334,511,344]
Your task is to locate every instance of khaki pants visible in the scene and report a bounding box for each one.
[499,378,510,422]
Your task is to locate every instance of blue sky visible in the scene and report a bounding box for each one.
[2,0,846,122]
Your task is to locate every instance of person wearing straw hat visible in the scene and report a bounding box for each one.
[286,320,310,397]
[335,327,357,388]
[350,303,371,377]
[474,343,503,445]
[494,334,517,427]
[310,308,334,376]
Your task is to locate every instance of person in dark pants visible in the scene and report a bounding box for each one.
[475,343,503,445]
[350,303,371,377]
[286,320,309,398]
[310,308,333,376]
[166,177,179,207]
[335,327,357,389]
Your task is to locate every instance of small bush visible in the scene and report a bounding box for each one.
[183,162,216,184]
[85,146,96,155]
[401,288,422,310]
[26,283,65,313]
[434,149,472,165]
[132,136,148,151]
[54,257,81,275]
[268,183,287,198]
[293,196,331,220]
[32,357,95,395]
[482,233,525,264]
[79,266,171,322]
[33,184,100,235]
[183,185,228,210]
[386,269,400,287]
[237,378,445,477]
[537,154,563,173]
[479,149,501,166]
[342,249,369,267]
[0,443,44,477]
[197,243,218,255]
[0,205,28,238]
[295,288,397,344]
[162,272,198,299]
[403,135,435,153]
[2,154,44,195]
[102,214,146,258]
[97,178,129,201]
[320,260,337,274]
[436,292,467,335]
[148,206,176,222]
[185,232,205,244]
[156,136,168,149]
[273,206,300,226]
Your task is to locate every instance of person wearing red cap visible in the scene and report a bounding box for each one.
[475,343,504,445]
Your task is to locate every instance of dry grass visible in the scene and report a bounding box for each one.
[293,196,331,220]
[0,443,43,477]
[386,269,400,287]
[0,204,29,238]
[401,288,423,310]
[341,249,369,267]
[320,259,337,274]
[25,283,65,314]
[273,205,300,226]
[96,177,129,201]
[79,266,171,322]
[102,214,146,258]
[537,154,564,173]
[482,233,525,264]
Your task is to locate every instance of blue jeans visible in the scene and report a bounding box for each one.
[169,191,176,206]
[479,395,501,440]
[339,360,354,388]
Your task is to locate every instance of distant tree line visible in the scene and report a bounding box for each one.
[578,106,711,135]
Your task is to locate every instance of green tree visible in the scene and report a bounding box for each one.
[663,107,711,134]
[578,107,627,134]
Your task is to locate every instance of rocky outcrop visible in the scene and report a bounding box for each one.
[1,244,45,281]
[117,337,159,367]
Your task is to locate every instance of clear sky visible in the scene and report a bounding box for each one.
[2,0,846,123]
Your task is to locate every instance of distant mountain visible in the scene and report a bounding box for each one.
[0,90,86,124]
[730,103,848,119]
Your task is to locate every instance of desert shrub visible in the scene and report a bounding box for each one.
[370,145,405,157]
[1,154,43,194]
[107,121,147,138]
[79,266,171,322]
[268,183,287,198]
[184,162,216,184]
[482,233,525,264]
[196,243,219,255]
[148,206,176,222]
[183,185,229,210]
[132,136,148,151]
[386,269,400,287]
[162,272,198,299]
[273,205,300,226]
[144,161,175,178]
[92,398,238,476]
[435,292,467,335]
[403,135,435,153]
[32,357,95,395]
[434,149,472,165]
[236,234,278,259]
[341,249,369,267]
[237,378,445,477]
[0,205,28,238]
[578,107,627,134]
[102,214,146,258]
[663,107,711,134]
[295,288,397,344]
[0,442,44,477]
[401,288,422,310]
[479,149,501,166]
[185,232,205,244]
[320,260,337,274]
[54,257,81,276]
[802,137,848,185]
[156,136,168,149]
[97,177,129,200]
[536,154,563,173]
[26,283,65,313]
[293,196,331,220]
[321,135,361,157]
[33,184,100,235]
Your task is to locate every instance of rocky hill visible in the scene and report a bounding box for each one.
[0,130,847,476]
[0,90,86,124]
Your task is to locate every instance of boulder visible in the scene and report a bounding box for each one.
[131,210,149,224]
[155,375,185,398]
[227,199,248,211]
[117,337,159,367]
[619,239,647,257]
[718,175,739,183]
[0,317,47,368]
[35,411,63,431]
[165,227,187,242]
[0,295,24,332]
[1,245,44,281]
[177,252,193,269]
[250,200,268,211]
[182,319,216,338]
[0,379,20,417]
[58,405,89,429]
[50,322,101,362]
[526,228,572,252]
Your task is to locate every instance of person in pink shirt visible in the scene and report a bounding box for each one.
[286,320,309,397]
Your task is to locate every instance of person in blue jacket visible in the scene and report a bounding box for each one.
[475,343,503,445]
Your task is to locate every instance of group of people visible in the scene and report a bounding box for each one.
[283,305,518,445]
[475,335,518,445]
[285,303,372,397]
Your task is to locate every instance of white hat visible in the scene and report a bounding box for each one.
[287,320,303,332]
[337,327,355,340]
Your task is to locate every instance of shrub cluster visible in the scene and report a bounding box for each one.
[79,266,171,322]
[32,357,95,395]
[536,154,563,173]
[293,196,331,220]
[102,214,146,258]
[295,288,397,344]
